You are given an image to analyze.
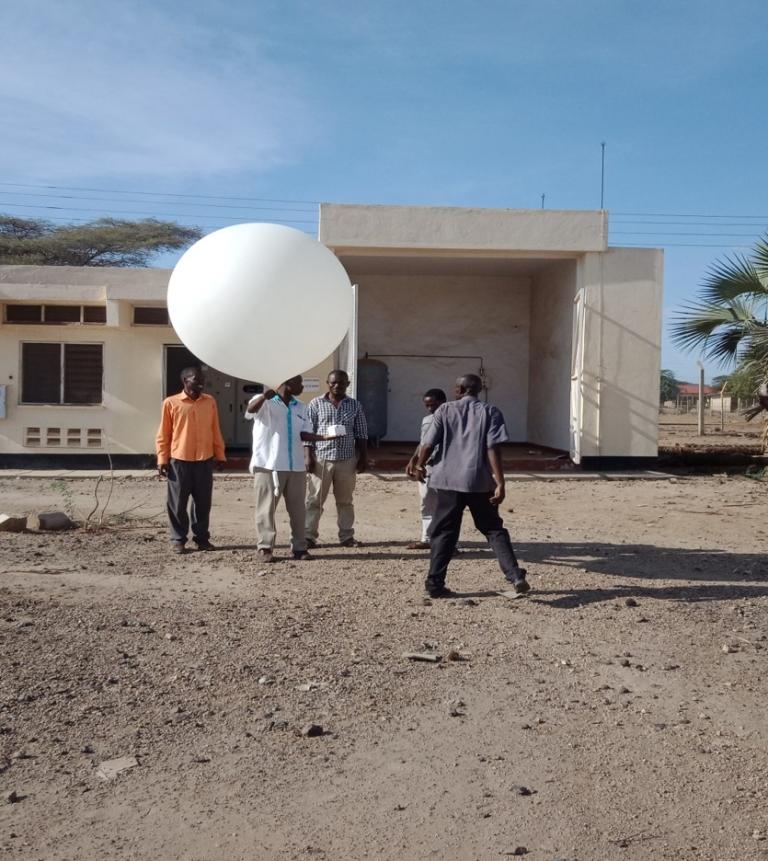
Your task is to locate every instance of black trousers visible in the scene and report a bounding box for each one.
[166,458,214,545]
[426,489,523,590]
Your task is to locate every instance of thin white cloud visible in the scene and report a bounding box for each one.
[0,1,315,180]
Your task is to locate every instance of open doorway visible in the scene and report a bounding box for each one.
[164,345,262,449]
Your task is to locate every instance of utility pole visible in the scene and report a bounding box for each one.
[540,193,545,209]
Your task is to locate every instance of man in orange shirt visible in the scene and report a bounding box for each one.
[156,366,227,554]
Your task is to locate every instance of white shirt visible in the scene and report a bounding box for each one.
[244,395,311,473]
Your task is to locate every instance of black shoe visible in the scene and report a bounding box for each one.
[195,540,216,551]
[340,537,363,548]
[426,585,455,599]
[306,538,320,549]
[507,568,530,595]
[292,551,313,561]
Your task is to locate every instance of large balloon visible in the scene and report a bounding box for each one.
[167,223,353,385]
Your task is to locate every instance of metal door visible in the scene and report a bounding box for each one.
[203,367,237,444]
[234,381,263,446]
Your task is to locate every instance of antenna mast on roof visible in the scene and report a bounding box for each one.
[600,141,606,209]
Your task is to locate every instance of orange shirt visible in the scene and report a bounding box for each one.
[156,392,226,465]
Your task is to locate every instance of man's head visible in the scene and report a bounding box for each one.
[327,370,350,399]
[423,388,447,414]
[280,375,304,397]
[180,366,205,399]
[455,374,482,398]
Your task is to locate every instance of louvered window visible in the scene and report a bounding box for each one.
[21,342,103,405]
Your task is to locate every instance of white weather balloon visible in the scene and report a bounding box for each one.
[167,223,353,385]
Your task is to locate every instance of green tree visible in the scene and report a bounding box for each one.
[659,368,680,403]
[671,234,768,378]
[711,364,763,402]
[0,215,201,267]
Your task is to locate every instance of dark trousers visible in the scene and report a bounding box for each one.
[426,489,523,590]
[166,458,214,545]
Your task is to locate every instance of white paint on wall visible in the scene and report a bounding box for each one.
[527,260,578,450]
[578,248,664,458]
[321,204,608,253]
[356,274,531,440]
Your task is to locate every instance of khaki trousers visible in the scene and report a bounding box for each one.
[253,468,307,553]
[305,457,357,543]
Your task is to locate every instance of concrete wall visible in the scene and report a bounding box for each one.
[527,260,578,450]
[321,204,608,254]
[578,248,664,459]
[356,274,531,440]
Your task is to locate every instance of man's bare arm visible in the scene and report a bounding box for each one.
[487,446,505,505]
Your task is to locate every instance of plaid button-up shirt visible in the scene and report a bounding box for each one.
[307,394,368,461]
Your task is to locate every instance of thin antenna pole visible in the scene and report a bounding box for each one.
[600,141,606,209]
[540,193,545,209]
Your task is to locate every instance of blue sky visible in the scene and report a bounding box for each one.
[2,0,767,382]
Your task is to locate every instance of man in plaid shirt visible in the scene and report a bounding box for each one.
[304,369,368,547]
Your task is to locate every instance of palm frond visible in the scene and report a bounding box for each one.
[670,298,763,364]
[701,252,767,303]
[754,236,768,279]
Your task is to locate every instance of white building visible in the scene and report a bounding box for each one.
[0,204,662,468]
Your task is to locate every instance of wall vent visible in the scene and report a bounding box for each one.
[23,427,103,448]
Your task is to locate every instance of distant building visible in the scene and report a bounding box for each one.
[0,205,662,468]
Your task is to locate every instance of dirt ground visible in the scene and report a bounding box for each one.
[659,413,765,451]
[1,471,768,860]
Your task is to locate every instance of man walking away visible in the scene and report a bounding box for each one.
[305,369,368,548]
[245,376,314,563]
[413,374,529,598]
[156,366,227,554]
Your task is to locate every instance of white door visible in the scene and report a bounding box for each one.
[570,289,586,464]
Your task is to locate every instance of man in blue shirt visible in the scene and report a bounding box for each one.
[413,374,529,599]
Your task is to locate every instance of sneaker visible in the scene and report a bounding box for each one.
[292,551,313,561]
[407,541,430,550]
[195,540,216,551]
[426,584,455,599]
[257,548,274,563]
[306,538,320,549]
[171,542,186,555]
[339,538,363,548]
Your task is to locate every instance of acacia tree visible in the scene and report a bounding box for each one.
[0,215,201,266]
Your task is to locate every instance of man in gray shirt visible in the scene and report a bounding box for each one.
[412,373,529,598]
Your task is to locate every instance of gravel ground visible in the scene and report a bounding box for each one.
[1,472,767,860]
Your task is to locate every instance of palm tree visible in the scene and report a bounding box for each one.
[672,234,768,372]
[673,235,768,430]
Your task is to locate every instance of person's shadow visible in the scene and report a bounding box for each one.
[512,539,768,609]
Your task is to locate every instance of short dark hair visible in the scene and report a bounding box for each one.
[424,388,447,403]
[180,366,202,381]
[458,374,482,395]
[327,369,349,382]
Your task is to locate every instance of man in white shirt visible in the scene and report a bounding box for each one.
[245,375,315,563]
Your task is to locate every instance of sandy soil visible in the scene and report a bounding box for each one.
[1,472,768,860]
[659,414,765,451]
